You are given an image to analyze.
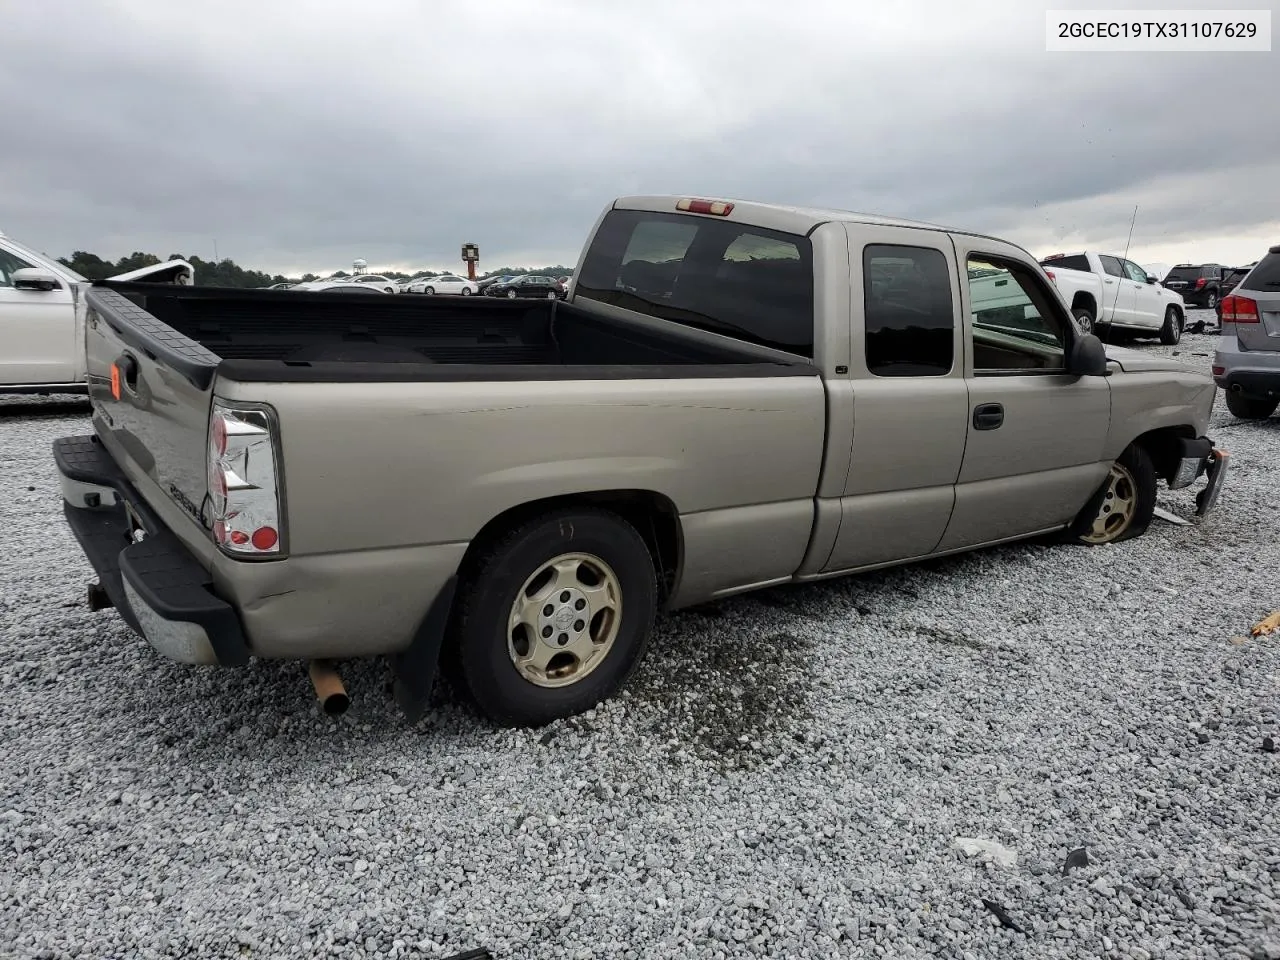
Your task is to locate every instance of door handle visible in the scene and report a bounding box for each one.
[1104,279,1115,284]
[973,402,1004,430]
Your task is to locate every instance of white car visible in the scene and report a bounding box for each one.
[296,274,397,294]
[1039,251,1187,344]
[406,274,479,296]
[0,230,194,394]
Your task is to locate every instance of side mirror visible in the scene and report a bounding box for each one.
[11,268,61,291]
[1145,276,1159,284]
[1067,333,1109,377]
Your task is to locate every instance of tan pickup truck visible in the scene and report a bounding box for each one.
[54,196,1228,726]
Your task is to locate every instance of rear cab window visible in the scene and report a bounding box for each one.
[575,209,815,357]
[1040,254,1089,272]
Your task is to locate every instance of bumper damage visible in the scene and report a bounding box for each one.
[53,434,250,667]
[1164,435,1228,518]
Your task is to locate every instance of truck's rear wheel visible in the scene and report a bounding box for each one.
[1224,392,1278,420]
[1067,444,1156,545]
[1159,306,1182,345]
[452,508,657,727]
[1072,308,1094,335]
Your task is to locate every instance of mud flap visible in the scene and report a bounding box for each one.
[391,576,458,723]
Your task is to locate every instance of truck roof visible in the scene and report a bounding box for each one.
[614,195,955,236]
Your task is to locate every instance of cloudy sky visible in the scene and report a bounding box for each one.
[2,0,1276,276]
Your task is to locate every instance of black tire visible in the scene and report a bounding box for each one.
[1159,306,1182,345]
[1066,443,1157,545]
[452,508,657,727]
[424,287,435,296]
[1224,392,1279,420]
[507,289,518,299]
[461,287,472,296]
[1072,307,1094,335]
[1205,290,1218,310]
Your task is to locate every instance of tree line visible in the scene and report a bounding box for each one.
[56,251,575,288]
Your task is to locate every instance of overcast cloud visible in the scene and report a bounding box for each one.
[2,0,1276,275]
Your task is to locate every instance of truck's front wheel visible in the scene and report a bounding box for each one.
[1066,444,1156,545]
[453,508,657,727]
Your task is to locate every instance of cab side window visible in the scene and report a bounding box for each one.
[863,245,955,377]
[0,249,35,288]
[1121,260,1148,284]
[968,255,1068,373]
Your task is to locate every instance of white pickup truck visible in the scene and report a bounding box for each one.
[1039,251,1187,345]
[0,230,194,394]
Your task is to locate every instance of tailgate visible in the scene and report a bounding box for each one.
[84,286,219,530]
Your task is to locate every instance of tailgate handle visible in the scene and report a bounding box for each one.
[973,402,1004,431]
[111,353,140,400]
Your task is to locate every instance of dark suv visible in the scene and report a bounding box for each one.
[1161,264,1228,309]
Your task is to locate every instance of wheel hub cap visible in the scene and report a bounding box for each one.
[1082,463,1137,544]
[508,553,622,688]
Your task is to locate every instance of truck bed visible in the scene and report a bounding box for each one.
[95,282,805,383]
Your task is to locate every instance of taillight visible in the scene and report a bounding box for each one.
[1195,278,1206,289]
[676,198,734,216]
[207,401,284,556]
[1220,295,1259,323]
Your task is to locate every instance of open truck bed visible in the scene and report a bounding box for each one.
[97,282,785,381]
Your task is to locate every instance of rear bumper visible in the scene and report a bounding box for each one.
[1214,369,1280,398]
[1213,337,1280,397]
[54,435,250,666]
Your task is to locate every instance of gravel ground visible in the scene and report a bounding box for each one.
[3,317,1279,960]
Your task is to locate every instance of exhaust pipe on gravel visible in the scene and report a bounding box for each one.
[308,660,350,715]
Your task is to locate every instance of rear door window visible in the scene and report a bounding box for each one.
[1099,256,1125,278]
[575,209,815,356]
[863,245,955,376]
[1164,266,1200,282]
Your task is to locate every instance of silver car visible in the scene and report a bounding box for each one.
[1214,245,1280,419]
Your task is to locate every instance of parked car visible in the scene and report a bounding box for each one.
[1161,263,1229,310]
[0,230,193,394]
[476,275,515,294]
[53,195,1225,729]
[1213,246,1280,420]
[267,282,296,290]
[1216,264,1255,316]
[407,274,479,296]
[486,274,563,299]
[297,275,396,294]
[1039,251,1188,343]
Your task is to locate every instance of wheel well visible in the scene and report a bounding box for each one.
[1071,292,1097,318]
[460,491,682,604]
[1133,425,1195,481]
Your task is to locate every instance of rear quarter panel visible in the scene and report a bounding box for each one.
[217,374,829,602]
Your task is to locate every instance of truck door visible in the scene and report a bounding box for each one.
[937,238,1111,552]
[820,226,968,573]
[0,245,75,386]
[1098,254,1136,327]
